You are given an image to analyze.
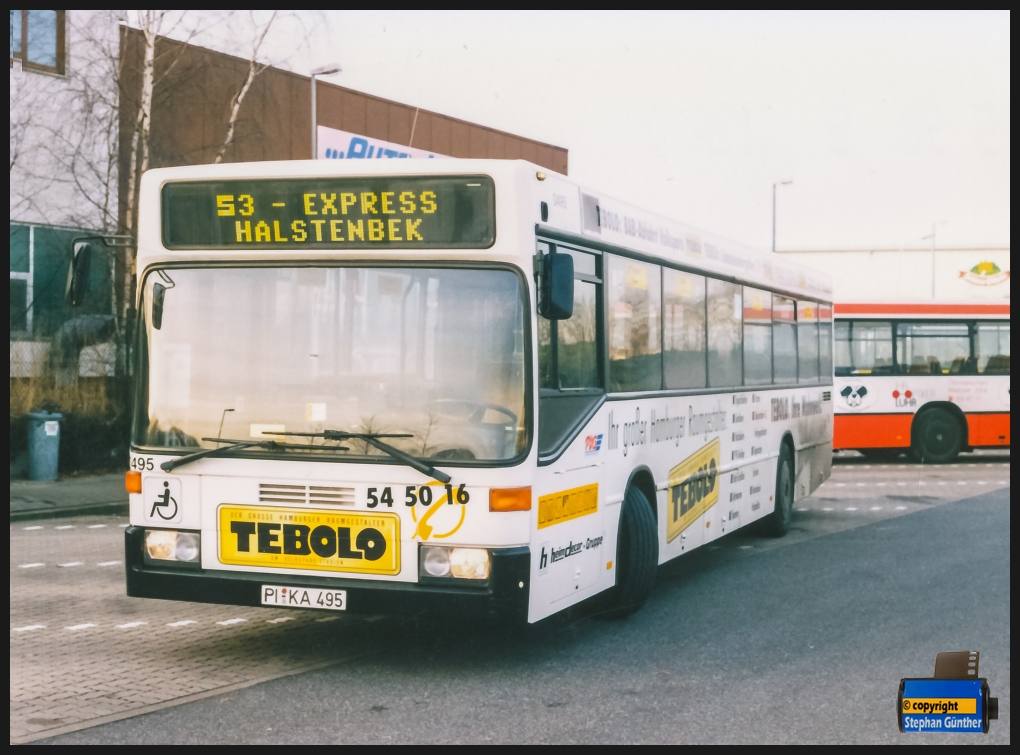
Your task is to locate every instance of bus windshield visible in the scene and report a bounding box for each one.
[135,265,528,463]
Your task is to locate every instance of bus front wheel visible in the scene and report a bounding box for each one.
[762,443,794,538]
[600,486,658,619]
[911,408,963,464]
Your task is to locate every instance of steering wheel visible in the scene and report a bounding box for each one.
[427,399,518,426]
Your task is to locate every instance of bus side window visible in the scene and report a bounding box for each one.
[773,296,797,383]
[976,322,1010,374]
[797,300,820,384]
[707,278,742,388]
[818,303,833,381]
[663,269,707,389]
[742,287,772,386]
[607,256,662,392]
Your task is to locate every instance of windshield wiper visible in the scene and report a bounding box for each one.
[277,430,452,484]
[159,436,349,472]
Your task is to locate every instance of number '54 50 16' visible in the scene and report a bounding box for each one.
[366,484,470,508]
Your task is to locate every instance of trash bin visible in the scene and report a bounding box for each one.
[27,411,63,481]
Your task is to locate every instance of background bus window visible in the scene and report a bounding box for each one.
[773,295,797,383]
[834,320,893,376]
[707,278,742,387]
[818,303,833,381]
[895,322,970,375]
[975,323,1010,375]
[608,256,662,392]
[742,287,772,386]
[797,300,820,383]
[663,269,706,389]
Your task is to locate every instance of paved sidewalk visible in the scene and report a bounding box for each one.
[10,473,127,522]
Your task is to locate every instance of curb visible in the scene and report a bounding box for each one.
[10,501,129,523]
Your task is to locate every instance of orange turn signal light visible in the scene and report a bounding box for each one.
[489,486,531,512]
[126,470,142,494]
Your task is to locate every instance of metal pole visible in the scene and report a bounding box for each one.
[930,223,936,299]
[311,73,318,160]
[772,183,777,253]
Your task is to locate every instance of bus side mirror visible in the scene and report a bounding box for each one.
[66,241,92,306]
[538,251,574,320]
[152,283,167,330]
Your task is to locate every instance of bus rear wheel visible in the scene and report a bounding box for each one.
[761,443,794,538]
[600,485,658,619]
[911,408,963,464]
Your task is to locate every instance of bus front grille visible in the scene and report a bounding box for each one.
[258,483,356,507]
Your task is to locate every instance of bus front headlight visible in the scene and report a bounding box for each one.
[145,530,201,563]
[419,545,489,580]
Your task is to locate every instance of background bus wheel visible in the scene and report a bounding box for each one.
[762,444,794,538]
[600,486,658,619]
[912,408,963,464]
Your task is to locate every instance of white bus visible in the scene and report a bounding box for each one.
[834,301,1010,462]
[120,159,833,623]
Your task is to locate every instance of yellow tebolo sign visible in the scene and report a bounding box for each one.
[218,505,400,575]
[667,437,721,542]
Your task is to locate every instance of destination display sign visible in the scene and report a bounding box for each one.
[161,176,495,250]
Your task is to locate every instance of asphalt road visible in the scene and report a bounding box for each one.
[13,454,1011,744]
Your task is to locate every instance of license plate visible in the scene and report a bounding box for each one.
[262,585,346,611]
[219,505,400,575]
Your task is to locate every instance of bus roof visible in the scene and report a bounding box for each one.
[834,302,1010,318]
[140,159,832,302]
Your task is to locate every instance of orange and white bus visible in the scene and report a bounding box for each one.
[833,302,1010,463]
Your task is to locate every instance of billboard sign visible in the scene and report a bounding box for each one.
[317,126,448,161]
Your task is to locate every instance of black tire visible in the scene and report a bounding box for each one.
[762,443,794,538]
[911,408,963,464]
[600,486,658,619]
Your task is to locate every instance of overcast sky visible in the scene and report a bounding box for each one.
[232,10,1009,253]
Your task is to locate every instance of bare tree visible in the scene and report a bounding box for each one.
[215,11,278,164]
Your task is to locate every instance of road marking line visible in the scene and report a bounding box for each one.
[57,562,83,568]
[738,545,754,549]
[98,560,122,567]
[55,524,75,529]
[823,507,834,511]
[957,481,967,485]
[12,625,46,632]
[168,620,197,627]
[266,617,295,624]
[316,616,339,623]
[977,481,987,485]
[870,506,882,511]
[835,483,846,487]
[119,523,129,527]
[22,525,43,530]
[18,562,45,569]
[216,618,247,626]
[88,524,108,529]
[856,483,867,487]
[918,481,927,486]
[845,507,858,511]
[897,482,906,486]
[116,621,148,629]
[66,623,97,631]
[876,482,887,487]
[938,481,947,485]
[895,506,907,510]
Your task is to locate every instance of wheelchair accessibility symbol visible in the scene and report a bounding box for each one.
[151,481,178,519]
[148,479,180,521]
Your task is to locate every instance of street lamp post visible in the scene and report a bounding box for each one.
[772,180,792,253]
[310,63,342,159]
